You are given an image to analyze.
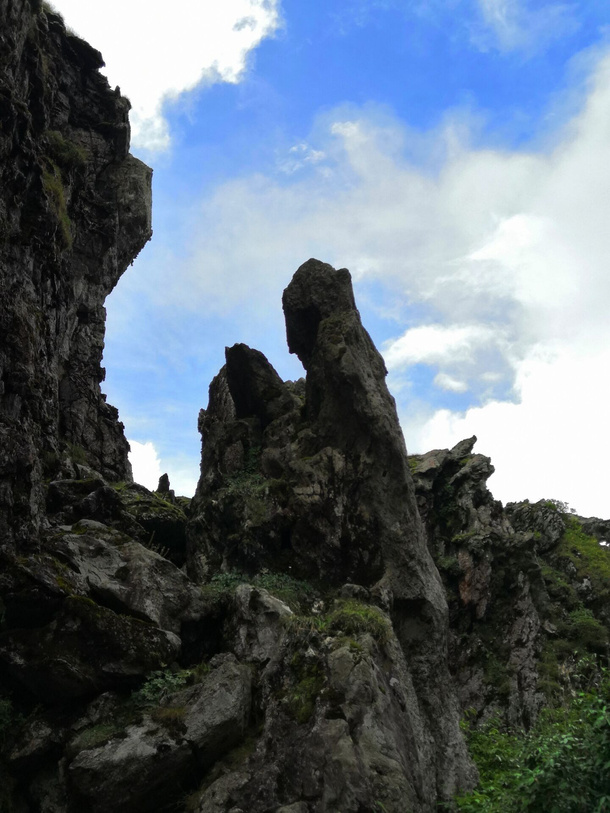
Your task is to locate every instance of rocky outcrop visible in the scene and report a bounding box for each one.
[187,259,476,809]
[410,441,610,728]
[0,5,608,812]
[0,0,152,548]
[68,655,252,813]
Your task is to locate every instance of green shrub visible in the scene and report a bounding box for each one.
[202,569,317,613]
[132,665,207,707]
[456,667,610,812]
[253,570,316,611]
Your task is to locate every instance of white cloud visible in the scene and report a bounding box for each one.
[474,0,578,52]
[277,143,326,174]
[410,345,610,518]
[48,0,281,150]
[434,373,469,393]
[383,324,503,371]
[129,440,162,491]
[143,49,610,515]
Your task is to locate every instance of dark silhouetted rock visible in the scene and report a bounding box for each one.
[0,0,151,549]
[188,259,476,809]
[1,4,608,810]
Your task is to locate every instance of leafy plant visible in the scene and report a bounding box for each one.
[132,665,208,707]
[456,666,610,812]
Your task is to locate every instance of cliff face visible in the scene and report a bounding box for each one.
[0,0,152,547]
[187,259,475,810]
[410,441,610,729]
[0,5,609,813]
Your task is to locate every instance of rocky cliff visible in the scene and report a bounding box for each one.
[0,0,152,549]
[0,4,609,813]
[186,259,474,810]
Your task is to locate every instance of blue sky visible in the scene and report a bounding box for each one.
[52,0,610,517]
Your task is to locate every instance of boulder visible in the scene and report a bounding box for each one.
[68,655,252,812]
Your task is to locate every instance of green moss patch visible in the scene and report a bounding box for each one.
[286,655,325,724]
[557,517,610,590]
[282,599,391,646]
[42,165,72,249]
[72,722,126,752]
[45,130,87,170]
[327,599,391,644]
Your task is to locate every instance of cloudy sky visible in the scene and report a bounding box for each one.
[51,0,610,517]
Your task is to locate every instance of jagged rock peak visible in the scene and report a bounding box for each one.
[282,258,357,368]
[225,343,295,428]
[187,259,476,805]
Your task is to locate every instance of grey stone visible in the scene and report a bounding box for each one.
[68,656,252,812]
[0,0,151,549]
[187,260,476,808]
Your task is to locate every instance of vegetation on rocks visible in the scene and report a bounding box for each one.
[42,165,72,248]
[1,7,609,804]
[283,598,392,645]
[456,665,610,812]
[201,568,317,613]
[45,130,87,170]
[558,517,610,592]
[132,664,210,707]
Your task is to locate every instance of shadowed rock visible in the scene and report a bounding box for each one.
[0,0,151,547]
[187,258,476,807]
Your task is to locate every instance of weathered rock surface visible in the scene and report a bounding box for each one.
[187,259,476,809]
[0,0,152,549]
[68,655,252,813]
[0,4,609,813]
[0,594,181,702]
[410,441,610,727]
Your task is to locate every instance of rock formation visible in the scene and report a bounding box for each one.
[187,259,475,809]
[410,441,610,729]
[0,0,152,549]
[0,4,609,813]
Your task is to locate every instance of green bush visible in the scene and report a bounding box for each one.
[456,667,610,812]
[202,569,317,613]
[132,665,208,707]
